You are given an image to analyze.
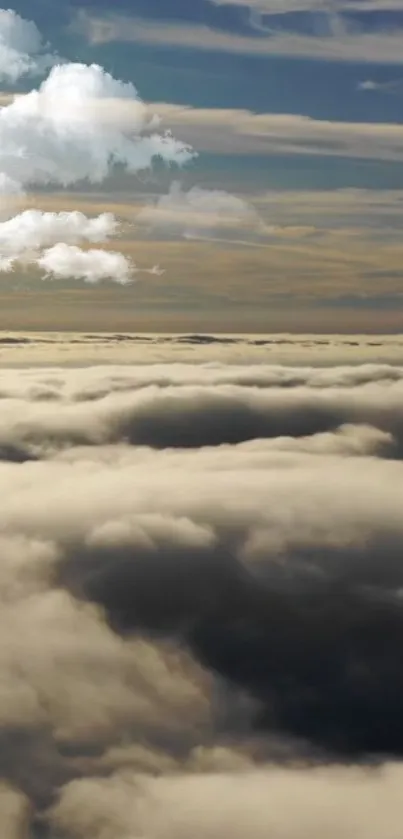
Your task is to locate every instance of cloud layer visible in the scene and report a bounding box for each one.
[0,358,403,835]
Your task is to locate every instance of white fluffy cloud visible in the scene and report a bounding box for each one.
[0,210,134,281]
[0,8,56,82]
[0,62,193,192]
[0,13,195,282]
[0,210,118,257]
[37,244,134,284]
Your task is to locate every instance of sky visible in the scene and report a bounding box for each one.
[1,1,403,331]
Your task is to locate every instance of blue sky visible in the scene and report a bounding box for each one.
[1,0,403,332]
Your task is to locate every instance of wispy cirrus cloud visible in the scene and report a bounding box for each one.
[209,0,403,13]
[76,10,403,65]
[154,103,403,162]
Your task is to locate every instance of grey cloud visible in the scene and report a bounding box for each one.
[1,371,403,456]
[136,182,265,243]
[1,332,403,367]
[49,766,403,839]
[4,363,403,834]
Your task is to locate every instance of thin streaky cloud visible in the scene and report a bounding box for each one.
[77,11,403,65]
[155,103,403,162]
[210,0,403,11]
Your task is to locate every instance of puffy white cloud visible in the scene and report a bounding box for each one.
[0,209,117,260]
[0,18,195,282]
[37,244,134,284]
[0,209,131,281]
[0,8,57,83]
[0,62,193,193]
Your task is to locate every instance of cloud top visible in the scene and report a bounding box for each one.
[0,360,402,835]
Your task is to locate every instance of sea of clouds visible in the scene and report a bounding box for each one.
[0,349,402,836]
[1,5,403,837]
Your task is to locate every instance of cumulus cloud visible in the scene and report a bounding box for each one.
[0,13,195,282]
[0,62,193,193]
[37,244,134,284]
[0,8,57,82]
[0,209,124,277]
[0,210,118,254]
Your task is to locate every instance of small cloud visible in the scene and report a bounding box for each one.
[357,80,380,90]
[137,182,265,243]
[146,265,166,276]
[37,244,134,285]
[357,78,403,92]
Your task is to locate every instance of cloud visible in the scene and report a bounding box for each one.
[0,209,122,275]
[357,79,403,92]
[0,210,118,253]
[358,80,384,91]
[49,767,403,839]
[0,15,195,283]
[154,103,403,162]
[0,782,30,839]
[137,182,265,241]
[3,362,403,832]
[37,244,134,284]
[2,369,403,455]
[0,62,193,193]
[210,0,403,11]
[211,0,403,9]
[0,8,57,83]
[77,10,403,65]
